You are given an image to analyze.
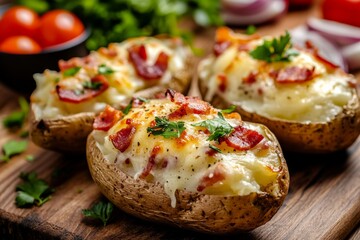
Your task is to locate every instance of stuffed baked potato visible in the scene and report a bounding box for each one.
[30,36,194,153]
[198,27,360,153]
[87,90,289,233]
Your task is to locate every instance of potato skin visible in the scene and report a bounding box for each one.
[29,49,195,153]
[86,130,289,234]
[199,79,360,154]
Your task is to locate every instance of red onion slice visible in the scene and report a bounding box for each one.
[221,0,270,15]
[291,26,348,72]
[341,42,360,71]
[307,18,360,46]
[222,0,286,25]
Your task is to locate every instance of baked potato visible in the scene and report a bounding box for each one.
[86,90,289,233]
[30,36,194,153]
[198,27,360,153]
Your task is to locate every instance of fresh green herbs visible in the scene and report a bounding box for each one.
[82,201,114,226]
[122,97,149,115]
[209,144,222,153]
[15,172,54,207]
[249,31,299,63]
[98,64,114,75]
[63,67,81,77]
[221,105,236,114]
[147,117,185,139]
[16,0,222,51]
[25,155,35,162]
[83,81,102,90]
[3,97,29,129]
[246,25,257,35]
[0,140,28,162]
[137,96,149,103]
[192,112,233,142]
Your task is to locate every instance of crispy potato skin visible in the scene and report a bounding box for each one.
[199,79,360,154]
[86,131,289,234]
[29,51,195,153]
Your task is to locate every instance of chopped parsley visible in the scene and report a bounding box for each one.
[122,99,133,115]
[192,112,234,142]
[82,201,114,226]
[3,97,29,129]
[137,96,149,103]
[83,81,103,90]
[98,64,115,75]
[147,117,185,139]
[249,31,299,63]
[209,144,222,153]
[15,172,54,207]
[221,105,236,114]
[0,140,28,162]
[25,154,35,162]
[246,25,256,35]
[63,67,81,77]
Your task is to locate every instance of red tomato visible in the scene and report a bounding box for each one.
[0,36,42,54]
[0,6,40,43]
[322,0,360,28]
[38,9,85,48]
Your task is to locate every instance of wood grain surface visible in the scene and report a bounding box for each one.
[1,1,359,239]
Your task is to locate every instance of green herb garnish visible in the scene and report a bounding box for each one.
[82,201,114,226]
[3,97,29,129]
[25,155,35,162]
[137,96,149,103]
[15,172,54,207]
[246,25,256,35]
[192,112,233,142]
[209,144,222,153]
[63,67,81,77]
[98,64,114,75]
[221,105,236,114]
[83,81,103,90]
[249,31,299,63]
[147,117,185,139]
[122,99,133,115]
[0,140,28,162]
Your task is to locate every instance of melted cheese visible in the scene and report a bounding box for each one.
[199,37,355,122]
[93,99,283,207]
[31,37,189,120]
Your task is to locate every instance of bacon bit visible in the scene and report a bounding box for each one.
[125,158,131,164]
[257,88,263,95]
[243,71,257,84]
[93,105,123,131]
[213,41,232,57]
[305,40,338,70]
[217,74,227,92]
[99,47,118,58]
[347,77,357,88]
[220,125,264,151]
[56,75,109,103]
[128,44,169,80]
[273,66,315,84]
[140,145,161,179]
[58,55,97,71]
[206,148,217,157]
[162,159,168,168]
[109,125,136,152]
[165,89,186,104]
[125,118,132,125]
[169,97,211,119]
[149,120,156,128]
[197,164,226,192]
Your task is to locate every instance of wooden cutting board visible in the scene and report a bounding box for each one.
[1,1,359,239]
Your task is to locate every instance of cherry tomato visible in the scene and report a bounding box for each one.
[0,36,42,54]
[322,0,360,28]
[0,6,41,43]
[38,9,85,48]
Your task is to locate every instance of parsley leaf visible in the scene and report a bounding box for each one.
[63,67,81,77]
[209,144,222,153]
[82,201,114,226]
[3,97,29,129]
[83,81,103,90]
[221,105,236,114]
[122,99,133,115]
[98,64,115,75]
[246,25,256,35]
[0,140,28,162]
[137,96,149,103]
[249,31,299,63]
[15,172,54,207]
[147,117,185,139]
[192,112,233,142]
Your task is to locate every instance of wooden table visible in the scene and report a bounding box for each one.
[1,1,359,239]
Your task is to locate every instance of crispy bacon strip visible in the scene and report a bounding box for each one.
[197,164,226,192]
[305,40,338,70]
[273,66,315,83]
[128,44,169,80]
[109,125,136,152]
[56,75,109,103]
[220,125,264,151]
[217,74,227,92]
[93,106,123,131]
[213,41,232,57]
[168,97,211,119]
[140,145,161,179]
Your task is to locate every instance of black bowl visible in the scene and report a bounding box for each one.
[0,27,90,94]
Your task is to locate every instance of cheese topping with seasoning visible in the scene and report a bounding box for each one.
[31,37,190,120]
[92,92,284,207]
[199,28,356,123]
